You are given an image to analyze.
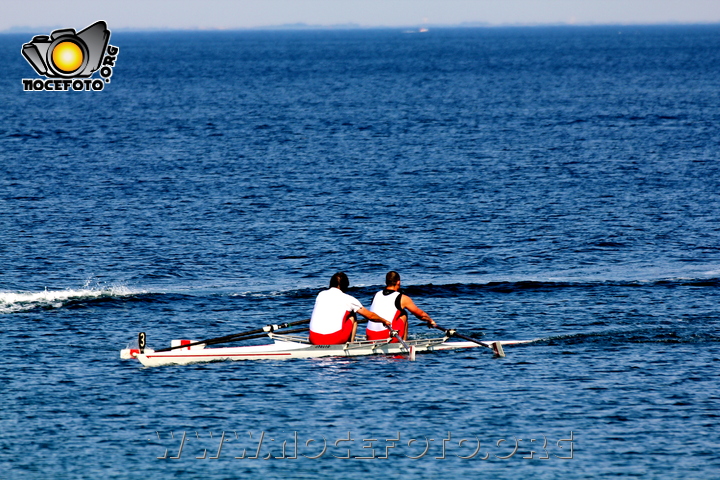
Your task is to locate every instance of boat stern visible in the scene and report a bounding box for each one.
[120,348,139,359]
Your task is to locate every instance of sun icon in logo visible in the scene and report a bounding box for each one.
[51,41,85,73]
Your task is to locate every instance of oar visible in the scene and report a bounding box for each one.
[389,329,416,361]
[152,319,310,353]
[367,318,415,361]
[432,324,505,357]
[217,327,309,343]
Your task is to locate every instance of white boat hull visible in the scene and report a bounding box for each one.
[120,334,532,367]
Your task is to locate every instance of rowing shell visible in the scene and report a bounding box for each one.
[120,333,532,367]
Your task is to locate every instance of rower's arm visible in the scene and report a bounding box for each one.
[358,307,391,328]
[401,296,436,327]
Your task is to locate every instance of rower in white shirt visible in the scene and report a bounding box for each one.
[309,272,391,345]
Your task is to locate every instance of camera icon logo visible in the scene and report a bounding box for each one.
[22,21,110,78]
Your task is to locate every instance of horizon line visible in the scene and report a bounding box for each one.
[3,20,720,34]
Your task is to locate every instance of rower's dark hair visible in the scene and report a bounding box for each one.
[386,271,401,287]
[330,272,350,292]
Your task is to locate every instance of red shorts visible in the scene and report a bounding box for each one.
[366,318,406,343]
[309,315,355,345]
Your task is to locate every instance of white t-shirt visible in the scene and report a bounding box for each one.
[309,288,363,334]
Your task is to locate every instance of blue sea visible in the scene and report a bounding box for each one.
[1,25,719,479]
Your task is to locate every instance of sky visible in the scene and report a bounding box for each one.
[4,0,720,32]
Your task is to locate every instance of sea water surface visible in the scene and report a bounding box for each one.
[1,26,719,479]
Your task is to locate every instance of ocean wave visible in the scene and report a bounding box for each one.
[0,286,150,314]
[185,275,720,301]
[3,275,716,314]
[536,327,720,346]
[399,277,720,296]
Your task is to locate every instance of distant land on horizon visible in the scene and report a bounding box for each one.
[4,20,720,34]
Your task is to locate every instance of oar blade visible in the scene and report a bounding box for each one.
[491,341,505,357]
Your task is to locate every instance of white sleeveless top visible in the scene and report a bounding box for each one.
[367,290,402,332]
